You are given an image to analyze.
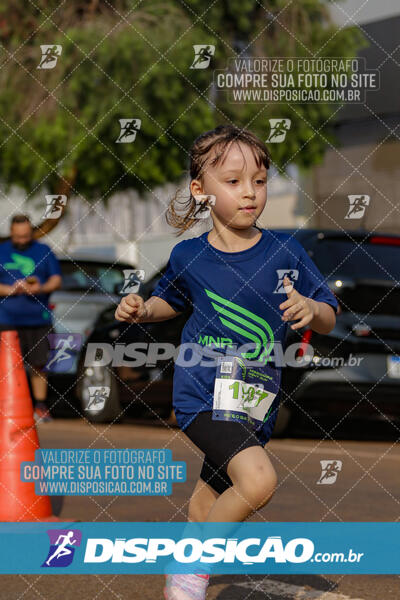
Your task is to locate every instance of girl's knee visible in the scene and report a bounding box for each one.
[236,464,278,508]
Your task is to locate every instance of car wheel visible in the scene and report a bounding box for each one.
[77,364,122,424]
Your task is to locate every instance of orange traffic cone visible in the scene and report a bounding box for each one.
[0,329,59,521]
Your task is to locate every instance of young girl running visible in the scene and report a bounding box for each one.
[115,124,338,600]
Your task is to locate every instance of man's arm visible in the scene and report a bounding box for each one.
[0,283,16,297]
[0,276,61,297]
[39,274,62,294]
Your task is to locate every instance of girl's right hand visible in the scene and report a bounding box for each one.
[115,294,149,323]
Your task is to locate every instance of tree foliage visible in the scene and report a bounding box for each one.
[0,0,366,207]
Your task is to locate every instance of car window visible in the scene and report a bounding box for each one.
[307,239,400,281]
[59,261,131,294]
[143,267,167,296]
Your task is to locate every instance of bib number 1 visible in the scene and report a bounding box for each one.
[212,355,280,430]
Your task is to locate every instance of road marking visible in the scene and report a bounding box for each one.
[235,579,365,599]
[269,442,400,461]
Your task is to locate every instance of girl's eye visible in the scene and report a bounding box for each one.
[227,179,266,184]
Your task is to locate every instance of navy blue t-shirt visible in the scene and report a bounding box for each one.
[150,228,338,444]
[0,239,61,326]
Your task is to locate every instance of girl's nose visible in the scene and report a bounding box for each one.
[243,189,256,200]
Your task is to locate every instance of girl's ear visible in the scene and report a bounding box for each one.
[190,179,203,197]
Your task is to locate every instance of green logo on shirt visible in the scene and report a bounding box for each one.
[198,335,233,349]
[204,288,274,366]
[4,253,35,276]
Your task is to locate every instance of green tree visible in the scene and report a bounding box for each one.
[0,0,366,235]
[182,0,367,169]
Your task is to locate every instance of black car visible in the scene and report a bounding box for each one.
[77,229,400,436]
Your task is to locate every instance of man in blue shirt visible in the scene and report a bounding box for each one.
[0,214,62,422]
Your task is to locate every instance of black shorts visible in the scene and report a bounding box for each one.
[0,324,53,369]
[183,410,265,495]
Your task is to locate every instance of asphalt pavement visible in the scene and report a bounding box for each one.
[0,417,399,600]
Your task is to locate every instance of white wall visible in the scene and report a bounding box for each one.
[0,167,301,277]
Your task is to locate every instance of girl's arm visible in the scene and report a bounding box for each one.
[303,299,336,335]
[115,293,182,324]
[144,295,183,322]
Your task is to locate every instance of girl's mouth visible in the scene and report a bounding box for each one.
[239,207,257,213]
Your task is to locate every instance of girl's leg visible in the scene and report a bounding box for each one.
[188,478,219,522]
[164,449,276,596]
[164,479,217,599]
[205,446,278,522]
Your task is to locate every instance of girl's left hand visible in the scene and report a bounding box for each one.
[279,275,317,330]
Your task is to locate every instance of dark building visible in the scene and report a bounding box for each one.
[312,15,400,233]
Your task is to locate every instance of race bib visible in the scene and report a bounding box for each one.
[212,355,281,431]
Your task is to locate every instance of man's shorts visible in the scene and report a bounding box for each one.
[183,410,265,495]
[0,324,53,370]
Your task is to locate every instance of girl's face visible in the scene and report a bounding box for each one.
[190,141,267,230]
